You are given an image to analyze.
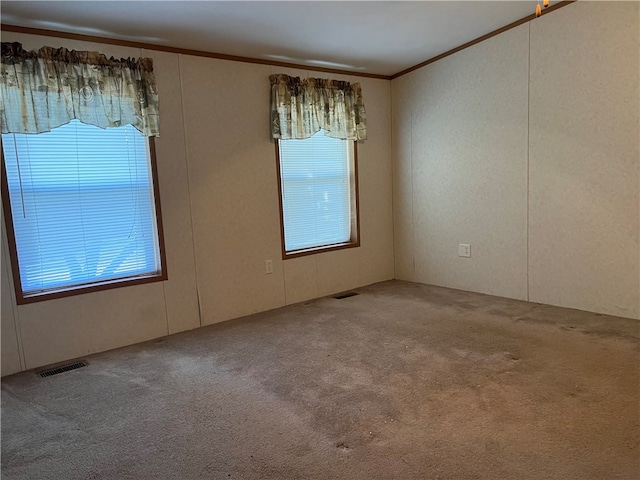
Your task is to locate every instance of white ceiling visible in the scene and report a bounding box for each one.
[1,1,555,77]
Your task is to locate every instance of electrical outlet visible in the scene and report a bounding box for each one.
[458,244,471,258]
[265,259,273,274]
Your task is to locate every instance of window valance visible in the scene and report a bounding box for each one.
[270,74,366,141]
[0,42,159,137]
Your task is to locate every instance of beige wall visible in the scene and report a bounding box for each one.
[393,25,530,301]
[0,34,394,375]
[528,2,639,320]
[392,1,640,319]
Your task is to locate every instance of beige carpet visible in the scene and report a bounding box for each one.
[2,280,639,479]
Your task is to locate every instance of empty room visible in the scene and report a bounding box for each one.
[1,1,638,479]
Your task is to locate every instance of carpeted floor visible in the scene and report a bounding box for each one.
[2,280,639,480]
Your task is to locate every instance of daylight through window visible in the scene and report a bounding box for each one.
[277,129,359,257]
[1,120,166,303]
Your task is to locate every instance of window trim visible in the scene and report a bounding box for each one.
[274,137,360,260]
[0,136,168,305]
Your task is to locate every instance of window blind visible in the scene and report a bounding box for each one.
[279,130,351,252]
[2,120,162,296]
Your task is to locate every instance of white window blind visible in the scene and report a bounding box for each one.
[2,120,162,297]
[278,130,352,252]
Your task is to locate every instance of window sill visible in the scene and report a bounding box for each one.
[282,241,360,260]
[15,272,167,305]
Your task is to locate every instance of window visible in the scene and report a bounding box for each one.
[276,129,359,258]
[1,120,167,304]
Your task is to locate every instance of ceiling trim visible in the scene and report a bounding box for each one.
[1,1,574,81]
[391,0,575,79]
[0,23,392,81]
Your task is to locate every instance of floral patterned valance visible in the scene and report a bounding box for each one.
[0,42,159,137]
[270,74,366,141]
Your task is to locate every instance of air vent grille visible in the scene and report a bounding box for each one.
[38,360,88,378]
[334,292,359,299]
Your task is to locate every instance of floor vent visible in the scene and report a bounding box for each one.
[38,360,88,378]
[334,292,359,299]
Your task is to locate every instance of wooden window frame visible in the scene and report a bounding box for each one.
[275,137,360,260]
[1,136,168,305]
